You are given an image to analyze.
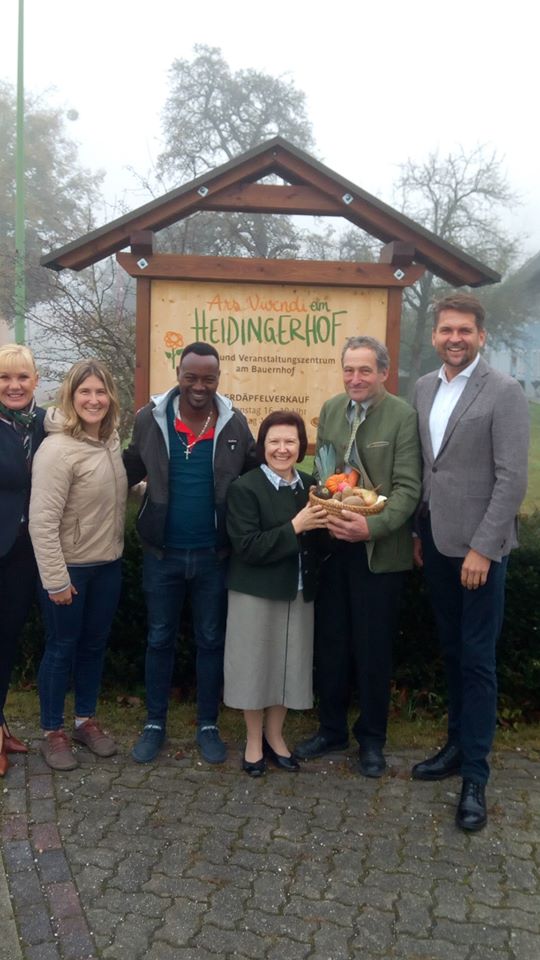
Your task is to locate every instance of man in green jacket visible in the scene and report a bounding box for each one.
[295,336,421,776]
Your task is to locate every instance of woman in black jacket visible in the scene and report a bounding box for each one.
[224,411,328,777]
[0,344,46,776]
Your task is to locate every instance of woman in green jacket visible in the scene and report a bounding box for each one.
[224,411,328,777]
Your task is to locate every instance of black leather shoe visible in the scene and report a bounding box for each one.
[412,741,462,781]
[358,745,386,778]
[294,732,349,761]
[242,755,266,777]
[456,779,487,832]
[263,737,300,772]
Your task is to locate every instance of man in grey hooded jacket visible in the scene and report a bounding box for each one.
[124,342,256,764]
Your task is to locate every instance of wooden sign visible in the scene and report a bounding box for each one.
[150,279,388,442]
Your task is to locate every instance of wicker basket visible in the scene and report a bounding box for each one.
[309,489,386,517]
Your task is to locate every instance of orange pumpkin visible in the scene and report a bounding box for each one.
[324,469,359,493]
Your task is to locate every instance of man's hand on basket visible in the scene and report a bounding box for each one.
[327,511,370,542]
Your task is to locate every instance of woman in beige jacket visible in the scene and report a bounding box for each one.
[29,360,127,771]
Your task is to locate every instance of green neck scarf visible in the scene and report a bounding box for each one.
[0,399,37,429]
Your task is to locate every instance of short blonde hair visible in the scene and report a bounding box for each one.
[58,360,120,440]
[0,343,38,376]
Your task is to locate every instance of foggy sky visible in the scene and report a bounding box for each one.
[2,0,539,261]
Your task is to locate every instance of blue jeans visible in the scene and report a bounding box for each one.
[142,549,227,726]
[38,560,122,730]
[419,515,508,784]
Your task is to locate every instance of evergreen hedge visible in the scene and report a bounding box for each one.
[17,510,540,720]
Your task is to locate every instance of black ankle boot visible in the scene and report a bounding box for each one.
[412,741,462,781]
[456,779,487,831]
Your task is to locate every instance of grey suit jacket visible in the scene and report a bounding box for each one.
[413,356,529,561]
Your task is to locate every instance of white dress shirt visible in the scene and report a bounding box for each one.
[429,355,480,458]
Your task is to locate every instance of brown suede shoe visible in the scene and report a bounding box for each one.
[41,730,78,771]
[72,718,117,757]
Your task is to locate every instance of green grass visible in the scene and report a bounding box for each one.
[525,401,540,514]
[6,688,540,755]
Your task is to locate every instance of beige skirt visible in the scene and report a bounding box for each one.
[224,591,314,710]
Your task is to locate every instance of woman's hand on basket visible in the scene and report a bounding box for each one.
[327,511,371,542]
[291,502,329,535]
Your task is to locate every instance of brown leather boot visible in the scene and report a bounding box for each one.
[3,723,28,754]
[0,727,9,777]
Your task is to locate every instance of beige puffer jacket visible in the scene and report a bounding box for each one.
[29,408,128,592]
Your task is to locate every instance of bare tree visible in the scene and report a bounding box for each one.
[297,221,380,262]
[0,81,103,324]
[159,45,314,180]
[29,259,136,439]
[134,45,384,264]
[395,147,521,394]
[146,45,315,260]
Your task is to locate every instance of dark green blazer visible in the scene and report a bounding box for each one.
[226,467,324,602]
[317,390,421,573]
[0,408,46,557]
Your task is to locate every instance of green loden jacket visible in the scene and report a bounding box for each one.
[316,390,421,573]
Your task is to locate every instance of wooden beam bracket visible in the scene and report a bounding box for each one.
[379,241,416,267]
[130,231,155,258]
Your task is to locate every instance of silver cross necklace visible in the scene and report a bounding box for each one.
[175,412,213,460]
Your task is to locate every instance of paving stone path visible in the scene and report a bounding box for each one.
[1,731,539,960]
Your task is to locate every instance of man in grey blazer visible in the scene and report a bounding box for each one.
[412,292,529,831]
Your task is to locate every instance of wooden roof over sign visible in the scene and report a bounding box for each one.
[41,137,500,288]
